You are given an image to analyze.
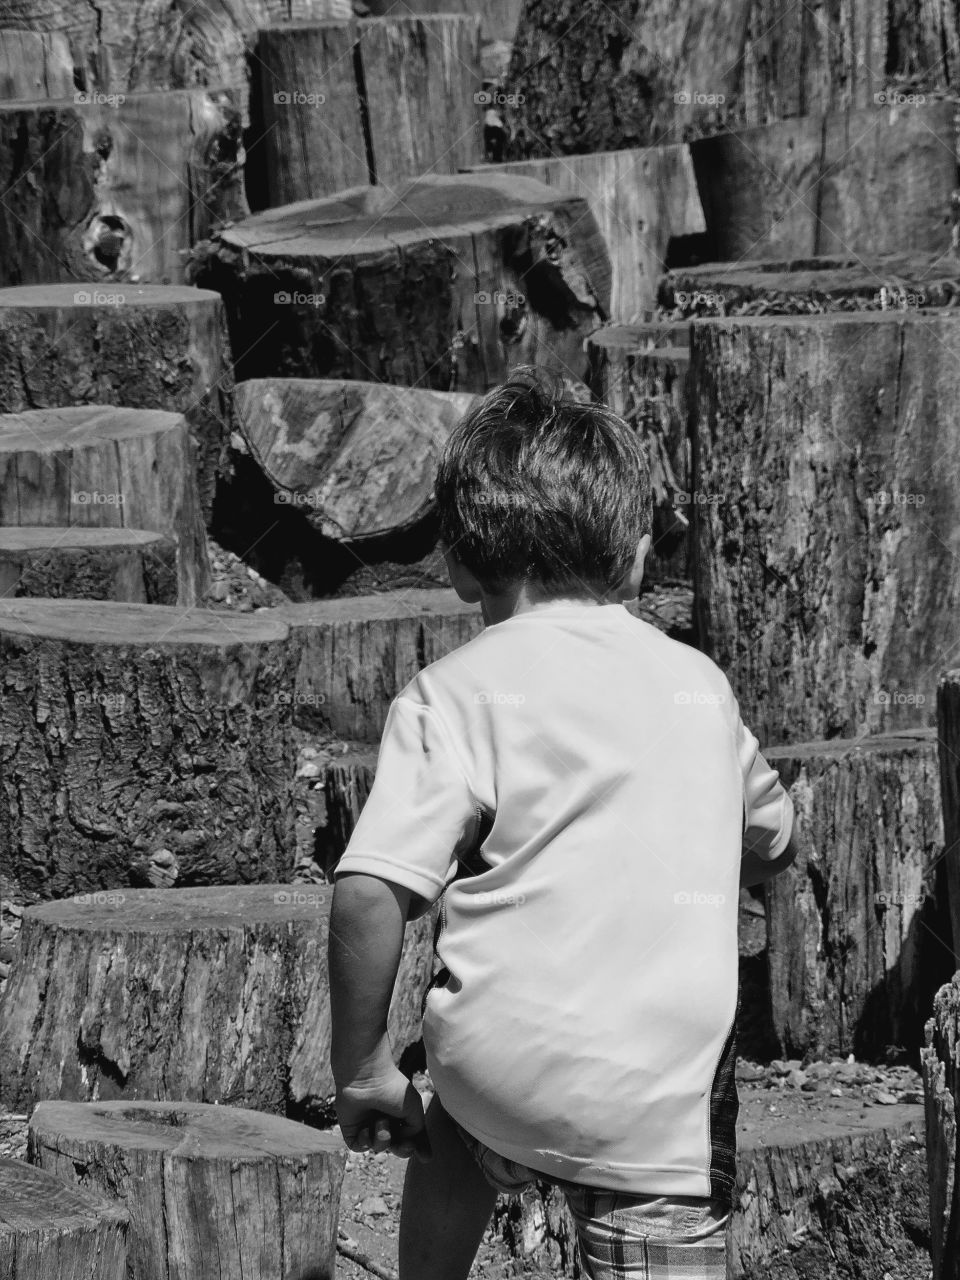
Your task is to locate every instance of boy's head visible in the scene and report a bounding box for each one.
[435,367,653,606]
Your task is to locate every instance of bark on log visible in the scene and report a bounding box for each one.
[765,729,946,1060]
[0,28,73,100]
[0,405,210,604]
[0,599,296,899]
[689,101,959,262]
[0,1157,129,1280]
[0,284,234,524]
[0,886,437,1117]
[506,0,955,154]
[462,148,705,324]
[690,312,960,744]
[586,322,690,581]
[922,975,960,1279]
[28,1100,345,1280]
[660,253,960,318]
[937,673,960,967]
[0,88,247,288]
[188,172,611,391]
[0,527,177,603]
[316,747,379,875]
[233,378,477,542]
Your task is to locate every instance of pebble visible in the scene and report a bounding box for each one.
[360,1196,390,1216]
[874,1090,899,1105]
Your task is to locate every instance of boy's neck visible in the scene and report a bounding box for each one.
[478,582,616,626]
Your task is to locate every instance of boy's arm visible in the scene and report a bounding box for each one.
[731,684,796,887]
[740,830,799,887]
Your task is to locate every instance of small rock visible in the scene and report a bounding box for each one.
[360,1195,390,1216]
[150,848,176,868]
[769,1060,791,1077]
[787,1069,807,1090]
[830,1087,844,1097]
[874,1090,899,1105]
[736,1062,765,1083]
[296,760,323,780]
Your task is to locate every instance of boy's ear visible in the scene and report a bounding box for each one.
[442,547,484,604]
[614,534,652,601]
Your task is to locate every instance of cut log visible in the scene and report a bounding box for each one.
[188,172,611,391]
[690,312,960,744]
[0,1157,129,1280]
[660,252,960,318]
[0,28,73,100]
[0,405,210,604]
[365,0,522,45]
[0,284,234,524]
[233,378,477,542]
[586,322,691,580]
[462,148,705,324]
[506,0,950,154]
[922,976,960,1279]
[689,101,959,262]
[764,729,947,1060]
[0,886,437,1116]
[0,599,296,899]
[0,527,177,603]
[937,674,960,967]
[28,1100,345,1280]
[0,88,247,288]
[315,746,379,875]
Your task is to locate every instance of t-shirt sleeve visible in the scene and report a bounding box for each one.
[733,699,794,861]
[333,694,481,916]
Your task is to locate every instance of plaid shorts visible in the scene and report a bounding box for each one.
[455,1122,729,1279]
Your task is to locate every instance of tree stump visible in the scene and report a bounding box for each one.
[922,975,960,1279]
[0,599,296,899]
[0,28,73,100]
[765,729,947,1060]
[233,378,477,542]
[463,147,705,324]
[316,747,378,875]
[255,16,483,204]
[0,1157,129,1280]
[0,88,247,288]
[188,172,611,391]
[0,405,210,604]
[0,284,234,524]
[691,312,960,745]
[586,322,690,580]
[28,1100,345,1280]
[0,527,177,603]
[660,253,960,319]
[689,101,959,262]
[0,886,437,1117]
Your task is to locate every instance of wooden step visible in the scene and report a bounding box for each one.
[187,171,610,391]
[690,310,960,744]
[0,89,247,288]
[0,1156,129,1280]
[0,599,296,899]
[0,405,210,604]
[28,1100,345,1280]
[0,284,233,524]
[461,147,705,323]
[0,527,177,603]
[0,886,436,1118]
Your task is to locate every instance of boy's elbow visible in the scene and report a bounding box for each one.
[331,871,415,926]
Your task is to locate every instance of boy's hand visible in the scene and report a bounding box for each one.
[335,1065,432,1162]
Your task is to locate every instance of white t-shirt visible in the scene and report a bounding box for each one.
[335,600,793,1199]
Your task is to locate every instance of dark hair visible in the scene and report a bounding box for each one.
[435,368,652,597]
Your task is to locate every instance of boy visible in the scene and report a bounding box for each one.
[329,369,796,1279]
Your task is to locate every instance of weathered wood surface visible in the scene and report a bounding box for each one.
[0,28,73,100]
[0,1157,129,1280]
[0,285,233,523]
[234,378,477,542]
[586,322,690,580]
[0,527,177,603]
[365,0,522,44]
[689,101,959,261]
[0,89,246,288]
[506,0,957,154]
[0,600,296,899]
[691,312,960,745]
[765,729,946,1060]
[188,172,611,391]
[923,975,960,1279]
[29,1100,345,1280]
[937,674,960,968]
[0,405,210,604]
[660,253,960,318]
[462,147,705,323]
[316,747,379,875]
[0,887,437,1117]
